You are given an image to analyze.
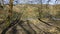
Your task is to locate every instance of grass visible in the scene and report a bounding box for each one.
[0,4,60,34]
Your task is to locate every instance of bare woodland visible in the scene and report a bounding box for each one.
[0,0,60,34]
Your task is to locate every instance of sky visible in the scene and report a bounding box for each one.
[3,0,60,4]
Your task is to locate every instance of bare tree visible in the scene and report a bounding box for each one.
[8,0,14,16]
[38,0,43,18]
[1,0,24,34]
[0,0,4,9]
[1,0,14,34]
